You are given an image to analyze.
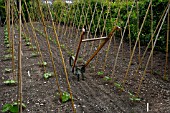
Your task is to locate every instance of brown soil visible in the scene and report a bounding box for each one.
[0,23,170,113]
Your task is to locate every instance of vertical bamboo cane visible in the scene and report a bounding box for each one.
[151,0,153,74]
[137,0,141,65]
[121,1,152,87]
[127,0,132,57]
[45,1,76,112]
[11,0,16,80]
[134,5,169,78]
[18,0,22,112]
[164,7,169,80]
[7,0,10,42]
[37,0,62,99]
[23,0,46,72]
[137,6,170,96]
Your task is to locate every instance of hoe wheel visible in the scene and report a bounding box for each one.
[69,56,75,67]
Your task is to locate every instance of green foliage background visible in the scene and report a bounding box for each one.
[51,0,169,52]
[0,0,169,51]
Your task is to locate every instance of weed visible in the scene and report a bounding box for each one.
[2,102,26,113]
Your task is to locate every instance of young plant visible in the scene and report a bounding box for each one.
[25,42,31,46]
[3,54,12,61]
[25,37,30,42]
[30,52,39,57]
[2,102,26,113]
[43,72,53,79]
[38,61,47,67]
[103,76,112,81]
[3,80,17,85]
[29,45,37,50]
[128,92,141,102]
[4,68,12,73]
[5,48,12,53]
[97,71,104,76]
[5,44,10,48]
[61,44,66,49]
[114,82,124,91]
[61,92,71,103]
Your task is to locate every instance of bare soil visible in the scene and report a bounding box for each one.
[0,23,170,113]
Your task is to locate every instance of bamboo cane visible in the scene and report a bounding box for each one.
[163,6,169,80]
[37,0,63,100]
[121,1,152,88]
[137,5,170,96]
[111,0,136,77]
[94,1,111,71]
[134,4,169,78]
[18,0,22,112]
[23,0,46,72]
[11,0,16,81]
[44,0,76,112]
[151,0,153,74]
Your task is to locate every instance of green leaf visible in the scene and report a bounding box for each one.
[62,92,71,103]
[9,105,19,113]
[114,82,121,88]
[43,72,52,79]
[3,80,17,84]
[103,76,112,81]
[2,104,12,112]
[97,71,104,75]
[128,92,134,96]
[5,68,12,73]
[129,97,141,101]
[13,102,26,108]
[43,62,47,66]
[26,42,31,46]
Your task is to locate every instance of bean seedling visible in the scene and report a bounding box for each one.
[128,92,141,102]
[103,76,112,81]
[2,102,26,113]
[114,82,124,91]
[38,61,47,67]
[3,80,17,85]
[61,92,71,103]
[4,68,12,73]
[43,72,53,79]
[97,71,104,76]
